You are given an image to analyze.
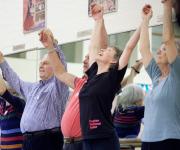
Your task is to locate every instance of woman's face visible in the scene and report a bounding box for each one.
[156,44,168,64]
[96,47,117,65]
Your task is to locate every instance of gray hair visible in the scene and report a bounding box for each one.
[116,84,145,109]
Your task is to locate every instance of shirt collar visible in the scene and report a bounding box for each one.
[39,76,54,85]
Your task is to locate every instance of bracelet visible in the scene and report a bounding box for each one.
[131,66,140,74]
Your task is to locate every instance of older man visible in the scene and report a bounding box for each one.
[0,37,69,150]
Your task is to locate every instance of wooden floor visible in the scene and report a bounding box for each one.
[120,138,142,150]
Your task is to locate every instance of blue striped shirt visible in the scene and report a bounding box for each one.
[0,45,69,133]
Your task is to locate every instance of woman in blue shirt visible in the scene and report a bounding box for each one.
[139,1,180,150]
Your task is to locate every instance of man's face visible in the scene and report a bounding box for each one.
[83,55,89,73]
[39,55,53,80]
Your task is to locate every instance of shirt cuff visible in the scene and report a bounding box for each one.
[1,90,10,100]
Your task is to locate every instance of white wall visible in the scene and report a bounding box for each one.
[0,0,167,85]
[0,0,164,55]
[5,57,38,82]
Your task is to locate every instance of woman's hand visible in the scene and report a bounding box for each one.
[142,4,153,21]
[91,4,104,21]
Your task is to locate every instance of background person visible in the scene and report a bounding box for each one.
[0,77,25,150]
[113,61,145,138]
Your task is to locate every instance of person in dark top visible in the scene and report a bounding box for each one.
[0,77,25,150]
[79,4,141,150]
[112,60,144,138]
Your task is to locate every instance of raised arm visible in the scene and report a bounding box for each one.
[121,60,143,88]
[0,51,33,98]
[139,4,153,68]
[88,4,108,67]
[39,29,76,89]
[118,26,141,70]
[162,0,178,63]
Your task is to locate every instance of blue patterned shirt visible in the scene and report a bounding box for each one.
[0,45,69,133]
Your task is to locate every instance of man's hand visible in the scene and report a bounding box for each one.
[0,76,7,96]
[142,4,153,21]
[91,4,104,21]
[39,29,55,50]
[0,51,5,64]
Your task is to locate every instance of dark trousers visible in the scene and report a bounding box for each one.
[63,141,83,150]
[83,134,120,150]
[23,128,63,150]
[115,125,140,138]
[142,139,180,150]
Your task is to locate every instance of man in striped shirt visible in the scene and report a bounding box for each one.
[0,30,69,150]
[0,78,25,150]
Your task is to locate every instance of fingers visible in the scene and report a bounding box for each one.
[39,29,54,43]
[39,30,44,42]
[91,3,103,16]
[39,31,47,43]
[143,4,152,15]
